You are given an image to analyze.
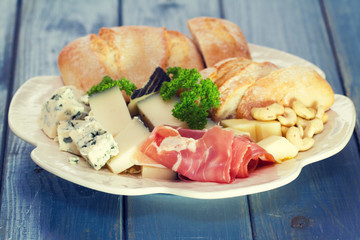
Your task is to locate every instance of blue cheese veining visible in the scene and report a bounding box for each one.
[69,117,119,170]
[39,86,90,138]
[57,120,84,155]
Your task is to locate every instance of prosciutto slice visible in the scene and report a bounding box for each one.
[231,135,275,178]
[140,125,275,183]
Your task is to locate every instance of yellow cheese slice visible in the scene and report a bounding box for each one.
[107,118,150,174]
[89,87,131,136]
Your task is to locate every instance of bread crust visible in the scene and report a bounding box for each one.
[166,30,205,70]
[213,61,279,121]
[203,58,278,121]
[187,17,251,67]
[58,26,209,98]
[59,26,170,93]
[58,35,109,92]
[236,66,335,119]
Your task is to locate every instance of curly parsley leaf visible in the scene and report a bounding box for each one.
[160,67,220,129]
[87,76,137,96]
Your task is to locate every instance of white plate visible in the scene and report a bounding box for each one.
[8,44,356,199]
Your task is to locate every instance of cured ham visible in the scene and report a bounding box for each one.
[140,126,275,183]
[231,135,275,178]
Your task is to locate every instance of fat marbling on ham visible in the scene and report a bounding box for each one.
[140,125,275,183]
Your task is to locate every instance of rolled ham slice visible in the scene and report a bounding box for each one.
[140,126,275,183]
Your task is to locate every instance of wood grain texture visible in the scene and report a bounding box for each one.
[0,0,122,239]
[122,0,253,239]
[323,0,360,140]
[122,0,221,35]
[222,0,360,239]
[125,194,252,240]
[0,0,17,186]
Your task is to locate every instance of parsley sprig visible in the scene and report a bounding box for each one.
[160,67,220,129]
[87,76,137,96]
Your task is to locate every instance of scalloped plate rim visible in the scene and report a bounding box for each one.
[8,44,356,199]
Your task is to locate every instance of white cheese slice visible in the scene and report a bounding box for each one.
[137,94,187,130]
[107,118,150,174]
[255,121,282,142]
[89,87,131,136]
[141,166,177,180]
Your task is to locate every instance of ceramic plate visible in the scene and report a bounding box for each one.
[8,44,356,199]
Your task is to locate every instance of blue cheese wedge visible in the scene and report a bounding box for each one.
[57,120,84,155]
[39,86,90,138]
[69,117,119,170]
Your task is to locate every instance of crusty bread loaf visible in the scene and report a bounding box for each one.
[187,17,252,67]
[211,60,279,121]
[236,66,335,119]
[167,30,205,70]
[211,58,253,87]
[58,26,169,96]
[58,18,252,97]
[58,26,205,99]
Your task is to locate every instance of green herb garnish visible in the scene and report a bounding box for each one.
[160,67,220,129]
[87,76,137,96]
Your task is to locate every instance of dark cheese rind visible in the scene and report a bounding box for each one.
[131,67,170,100]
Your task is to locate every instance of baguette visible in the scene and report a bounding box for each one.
[210,59,279,121]
[166,30,205,70]
[58,26,205,98]
[187,17,252,67]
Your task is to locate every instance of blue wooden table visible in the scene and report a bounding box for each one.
[1,0,360,239]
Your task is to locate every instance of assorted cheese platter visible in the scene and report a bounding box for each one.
[8,43,356,199]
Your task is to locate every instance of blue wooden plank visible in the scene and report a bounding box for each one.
[0,0,17,188]
[122,0,253,239]
[122,0,221,35]
[223,0,360,239]
[0,0,123,239]
[125,195,252,240]
[249,140,360,239]
[323,0,360,140]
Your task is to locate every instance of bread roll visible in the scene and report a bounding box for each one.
[236,66,335,119]
[58,26,205,99]
[187,17,251,67]
[166,30,205,70]
[212,57,253,87]
[58,26,169,95]
[202,57,278,121]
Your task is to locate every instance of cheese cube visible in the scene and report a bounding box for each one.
[57,120,84,155]
[137,94,187,130]
[128,92,155,116]
[257,136,298,163]
[89,87,131,136]
[107,118,151,174]
[255,121,282,142]
[221,119,257,141]
[70,118,119,170]
[39,86,89,138]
